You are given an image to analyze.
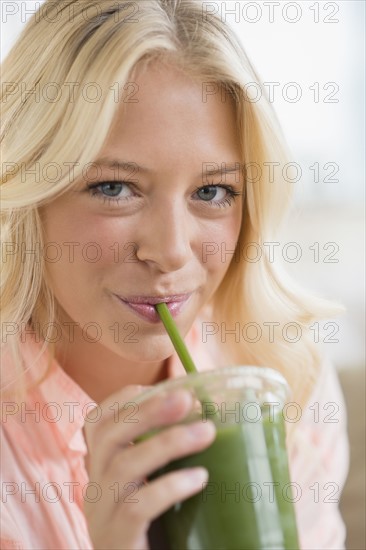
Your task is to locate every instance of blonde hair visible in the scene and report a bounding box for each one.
[1,0,342,410]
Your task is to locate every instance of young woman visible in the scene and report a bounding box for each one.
[1,1,349,548]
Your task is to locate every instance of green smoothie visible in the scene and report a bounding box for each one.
[134,365,300,550]
[149,407,299,550]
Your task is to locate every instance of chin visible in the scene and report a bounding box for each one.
[110,336,175,364]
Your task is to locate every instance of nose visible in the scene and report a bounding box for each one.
[135,201,193,272]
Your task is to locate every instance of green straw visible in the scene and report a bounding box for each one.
[155,302,197,374]
[155,303,221,423]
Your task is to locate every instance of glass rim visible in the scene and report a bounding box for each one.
[133,365,289,404]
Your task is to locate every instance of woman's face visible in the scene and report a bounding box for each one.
[41,62,244,362]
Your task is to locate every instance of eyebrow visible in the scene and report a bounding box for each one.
[95,158,151,173]
[94,158,242,177]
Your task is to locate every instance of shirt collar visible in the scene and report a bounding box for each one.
[7,337,97,455]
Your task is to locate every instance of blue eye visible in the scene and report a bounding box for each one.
[194,185,242,208]
[87,181,134,203]
[86,181,242,208]
[197,186,219,201]
[98,182,124,197]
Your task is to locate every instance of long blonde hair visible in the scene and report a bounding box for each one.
[1,0,342,409]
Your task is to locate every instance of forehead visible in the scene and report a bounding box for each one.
[98,61,241,172]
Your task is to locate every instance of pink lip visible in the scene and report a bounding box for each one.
[121,293,192,305]
[114,293,193,323]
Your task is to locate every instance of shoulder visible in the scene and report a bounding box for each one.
[288,357,349,550]
[290,357,349,470]
[0,512,26,550]
[0,438,26,550]
[0,336,50,397]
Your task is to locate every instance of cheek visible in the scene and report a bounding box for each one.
[41,204,135,299]
[199,211,243,280]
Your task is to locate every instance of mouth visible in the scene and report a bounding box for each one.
[113,292,194,323]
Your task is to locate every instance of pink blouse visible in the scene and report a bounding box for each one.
[1,322,349,549]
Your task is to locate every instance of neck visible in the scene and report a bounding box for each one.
[54,334,169,404]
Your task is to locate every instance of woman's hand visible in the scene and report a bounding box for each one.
[83,385,216,550]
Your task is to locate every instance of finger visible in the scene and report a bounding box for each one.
[112,419,216,481]
[93,388,195,455]
[99,384,154,410]
[84,384,152,447]
[125,467,209,524]
[88,384,151,423]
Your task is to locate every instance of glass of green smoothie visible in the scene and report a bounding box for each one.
[134,365,300,550]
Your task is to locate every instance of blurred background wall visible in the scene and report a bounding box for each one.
[1,1,365,547]
[224,0,365,372]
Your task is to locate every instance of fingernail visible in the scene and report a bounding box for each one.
[188,421,215,439]
[186,467,209,484]
[164,389,190,408]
